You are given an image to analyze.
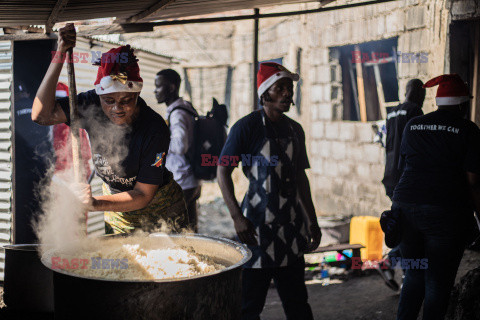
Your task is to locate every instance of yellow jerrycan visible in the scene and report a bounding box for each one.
[349,216,384,261]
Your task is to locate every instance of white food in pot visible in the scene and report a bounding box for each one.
[47,236,225,280]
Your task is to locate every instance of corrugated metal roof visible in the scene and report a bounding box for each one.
[142,0,316,20]
[0,0,317,27]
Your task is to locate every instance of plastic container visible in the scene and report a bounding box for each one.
[349,216,384,260]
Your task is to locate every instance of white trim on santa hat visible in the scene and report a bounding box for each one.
[56,90,68,98]
[436,96,470,106]
[257,71,299,98]
[95,76,143,95]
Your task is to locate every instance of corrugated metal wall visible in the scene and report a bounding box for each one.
[0,41,12,280]
[57,37,173,237]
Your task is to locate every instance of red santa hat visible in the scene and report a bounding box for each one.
[423,74,472,106]
[94,45,143,95]
[56,82,69,98]
[257,62,299,98]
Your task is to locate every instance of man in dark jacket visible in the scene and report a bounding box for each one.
[382,79,426,198]
[379,79,426,291]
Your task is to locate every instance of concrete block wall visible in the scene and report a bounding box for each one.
[122,23,235,112]
[310,120,390,216]
[123,24,234,66]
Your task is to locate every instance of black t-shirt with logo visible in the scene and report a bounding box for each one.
[58,90,171,193]
[393,109,480,206]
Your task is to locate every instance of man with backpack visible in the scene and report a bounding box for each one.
[155,69,201,232]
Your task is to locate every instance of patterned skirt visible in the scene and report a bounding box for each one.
[103,178,189,235]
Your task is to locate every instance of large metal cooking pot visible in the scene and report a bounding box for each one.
[41,233,251,320]
[3,244,54,312]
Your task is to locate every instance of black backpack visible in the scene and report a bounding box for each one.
[168,98,228,180]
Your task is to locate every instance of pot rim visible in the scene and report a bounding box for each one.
[41,233,251,283]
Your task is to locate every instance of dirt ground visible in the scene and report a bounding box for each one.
[260,249,480,320]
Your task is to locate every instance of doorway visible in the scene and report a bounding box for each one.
[12,39,55,243]
[449,20,480,125]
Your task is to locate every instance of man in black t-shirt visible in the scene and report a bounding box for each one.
[382,79,425,199]
[32,24,188,234]
[218,63,320,320]
[393,74,480,320]
[56,90,172,193]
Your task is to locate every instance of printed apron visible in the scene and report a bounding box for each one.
[103,175,189,234]
[242,111,309,268]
